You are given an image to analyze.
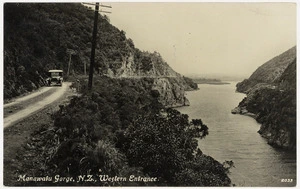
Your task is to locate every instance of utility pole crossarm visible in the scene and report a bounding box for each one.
[82,2,112,8]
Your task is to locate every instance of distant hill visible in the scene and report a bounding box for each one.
[233,46,296,150]
[186,73,246,82]
[189,77,230,85]
[4,3,197,100]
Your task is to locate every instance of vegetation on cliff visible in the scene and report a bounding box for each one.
[238,86,296,149]
[18,76,231,186]
[182,76,199,89]
[235,47,296,150]
[4,3,197,100]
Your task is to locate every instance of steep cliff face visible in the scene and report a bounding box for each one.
[233,47,296,150]
[152,77,190,107]
[104,51,194,107]
[108,52,181,78]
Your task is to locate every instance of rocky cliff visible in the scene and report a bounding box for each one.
[152,77,190,107]
[4,3,197,107]
[233,47,296,150]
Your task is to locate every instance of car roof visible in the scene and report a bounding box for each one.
[49,70,63,72]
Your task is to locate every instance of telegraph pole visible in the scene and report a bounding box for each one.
[66,49,76,77]
[86,2,112,91]
[88,2,99,90]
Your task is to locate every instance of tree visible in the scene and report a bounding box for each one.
[124,108,209,184]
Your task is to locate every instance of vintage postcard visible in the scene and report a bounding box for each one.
[2,1,297,187]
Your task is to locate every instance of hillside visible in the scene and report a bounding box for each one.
[236,46,296,93]
[233,47,296,150]
[275,58,296,89]
[4,3,197,101]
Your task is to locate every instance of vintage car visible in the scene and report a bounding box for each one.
[47,70,63,86]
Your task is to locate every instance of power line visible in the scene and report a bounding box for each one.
[99,10,112,14]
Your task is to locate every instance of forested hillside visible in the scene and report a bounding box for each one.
[234,47,296,150]
[4,3,196,99]
[236,46,296,93]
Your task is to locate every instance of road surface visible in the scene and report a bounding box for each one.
[4,82,72,128]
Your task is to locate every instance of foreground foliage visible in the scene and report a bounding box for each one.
[26,77,231,186]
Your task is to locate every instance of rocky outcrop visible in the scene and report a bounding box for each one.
[258,124,293,149]
[233,47,296,151]
[152,77,191,107]
[112,52,181,78]
[231,107,256,118]
[103,47,197,108]
[106,51,198,106]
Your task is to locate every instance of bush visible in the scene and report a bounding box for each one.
[123,108,210,184]
[35,77,230,186]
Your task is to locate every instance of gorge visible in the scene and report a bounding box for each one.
[3,3,296,187]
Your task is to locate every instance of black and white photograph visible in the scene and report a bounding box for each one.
[2,0,297,187]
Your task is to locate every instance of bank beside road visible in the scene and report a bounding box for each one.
[4,82,72,128]
[4,82,76,186]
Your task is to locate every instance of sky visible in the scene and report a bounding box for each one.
[103,2,296,79]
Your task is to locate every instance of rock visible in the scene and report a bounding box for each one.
[241,108,248,114]
[244,112,256,118]
[184,97,190,106]
[152,78,187,107]
[231,107,241,114]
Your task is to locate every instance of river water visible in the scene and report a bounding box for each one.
[175,82,296,186]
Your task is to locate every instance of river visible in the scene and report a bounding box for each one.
[175,82,296,186]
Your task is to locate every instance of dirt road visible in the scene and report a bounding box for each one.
[4,82,72,128]
[3,82,77,186]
